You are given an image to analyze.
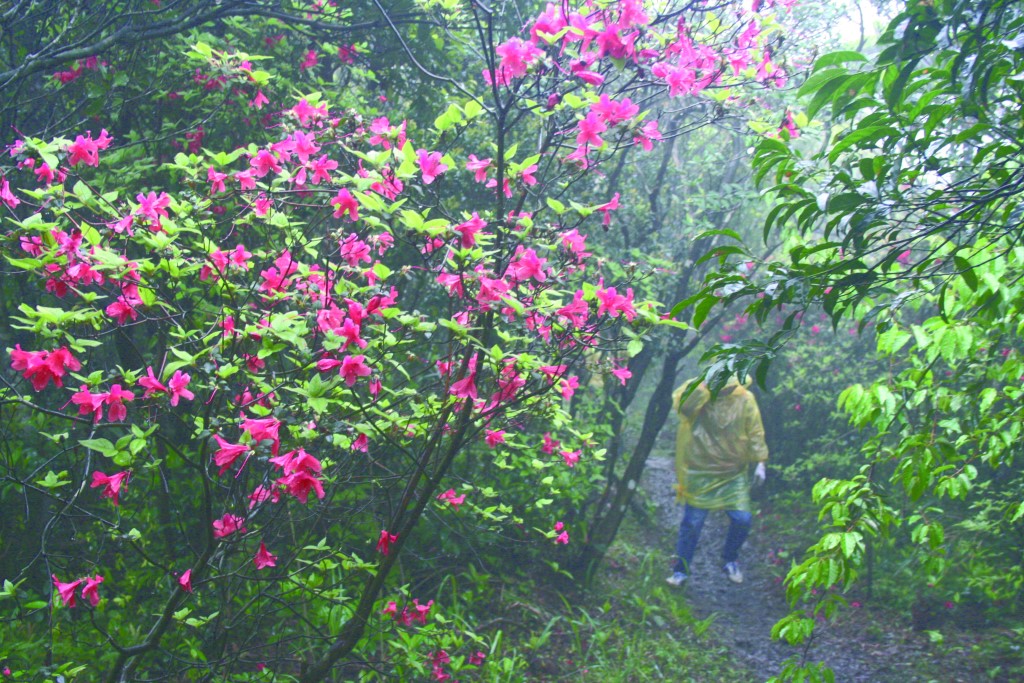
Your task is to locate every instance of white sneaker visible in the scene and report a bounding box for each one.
[666,571,687,587]
[723,562,743,584]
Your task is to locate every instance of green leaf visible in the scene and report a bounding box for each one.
[36,470,71,489]
[813,51,868,71]
[546,197,566,214]
[953,255,977,290]
[79,438,117,456]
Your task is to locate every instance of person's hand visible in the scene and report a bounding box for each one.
[754,462,766,484]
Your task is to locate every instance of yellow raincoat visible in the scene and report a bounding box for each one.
[673,378,768,512]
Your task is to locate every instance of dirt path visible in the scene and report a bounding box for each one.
[641,456,939,682]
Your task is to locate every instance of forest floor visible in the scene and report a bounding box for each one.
[638,455,1011,683]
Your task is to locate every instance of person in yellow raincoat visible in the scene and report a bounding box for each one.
[666,376,768,586]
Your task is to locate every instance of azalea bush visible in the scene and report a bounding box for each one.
[0,0,796,679]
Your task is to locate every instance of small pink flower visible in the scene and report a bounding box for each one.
[168,370,194,405]
[81,574,104,606]
[437,489,466,511]
[417,150,448,185]
[52,575,84,607]
[213,513,247,539]
[339,355,372,386]
[91,470,130,505]
[485,429,505,448]
[179,569,193,592]
[376,529,397,555]
[253,542,278,570]
[300,49,319,69]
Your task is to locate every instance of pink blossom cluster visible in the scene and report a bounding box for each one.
[52,573,104,608]
[382,598,433,626]
[51,55,104,85]
[9,345,81,391]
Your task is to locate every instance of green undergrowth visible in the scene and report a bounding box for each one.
[762,490,1024,683]
[435,512,751,682]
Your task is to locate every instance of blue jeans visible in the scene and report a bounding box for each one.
[673,504,752,574]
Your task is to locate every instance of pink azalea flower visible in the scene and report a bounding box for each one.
[179,569,193,592]
[485,429,505,448]
[212,513,247,539]
[453,213,486,248]
[339,234,371,267]
[437,488,466,510]
[300,49,319,69]
[376,529,398,555]
[494,37,544,79]
[509,246,548,282]
[81,574,104,607]
[611,365,632,386]
[633,120,662,151]
[104,384,135,422]
[212,435,251,475]
[253,193,272,216]
[556,291,589,327]
[291,97,328,125]
[330,188,359,221]
[67,131,111,167]
[135,191,171,221]
[339,354,372,385]
[542,432,560,454]
[596,192,620,227]
[207,166,228,194]
[253,542,278,570]
[0,176,19,208]
[249,484,280,509]
[91,470,130,505]
[591,94,639,125]
[138,366,169,398]
[310,154,338,185]
[250,89,269,109]
[250,149,283,177]
[52,575,84,607]
[412,598,433,624]
[10,344,80,393]
[465,154,491,183]
[240,416,281,455]
[449,354,478,400]
[417,150,448,185]
[576,112,607,148]
[72,385,107,421]
[168,370,194,405]
[235,169,257,190]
